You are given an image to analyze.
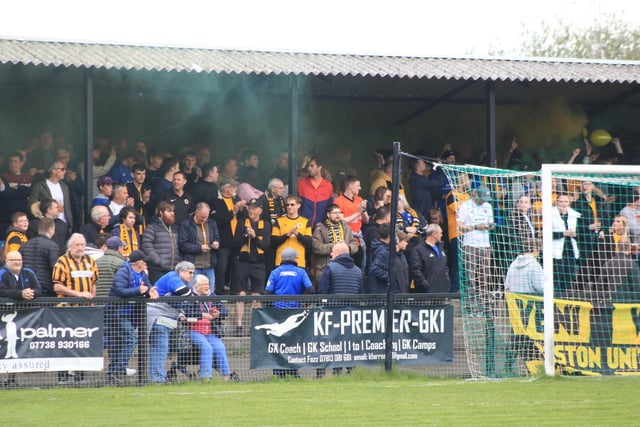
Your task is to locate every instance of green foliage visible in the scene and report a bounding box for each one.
[2,373,639,425]
[500,15,640,60]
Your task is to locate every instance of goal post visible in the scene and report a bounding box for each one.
[541,164,640,376]
[439,162,640,378]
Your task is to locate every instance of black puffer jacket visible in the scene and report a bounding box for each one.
[20,235,59,297]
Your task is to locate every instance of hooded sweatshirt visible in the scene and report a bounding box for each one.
[504,254,543,295]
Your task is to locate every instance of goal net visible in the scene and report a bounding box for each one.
[439,163,640,378]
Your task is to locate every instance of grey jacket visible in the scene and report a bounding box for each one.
[504,254,544,295]
[142,217,181,272]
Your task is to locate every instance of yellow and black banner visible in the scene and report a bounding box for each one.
[506,293,640,375]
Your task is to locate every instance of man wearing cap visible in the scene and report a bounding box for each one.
[231,198,271,334]
[92,175,114,208]
[457,185,495,315]
[106,250,157,384]
[147,261,194,383]
[95,235,127,297]
[264,247,314,379]
[212,177,247,293]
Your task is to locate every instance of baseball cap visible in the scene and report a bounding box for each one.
[475,186,492,202]
[97,176,114,187]
[247,198,262,208]
[219,177,240,189]
[106,236,126,249]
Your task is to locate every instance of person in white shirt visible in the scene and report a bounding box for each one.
[28,161,73,230]
[457,186,495,313]
[551,193,581,293]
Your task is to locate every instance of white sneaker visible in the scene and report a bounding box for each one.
[126,368,137,376]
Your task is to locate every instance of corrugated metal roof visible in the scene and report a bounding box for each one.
[1,38,639,84]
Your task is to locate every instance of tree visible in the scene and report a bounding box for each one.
[494,16,640,60]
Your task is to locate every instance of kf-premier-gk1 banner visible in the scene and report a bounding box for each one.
[0,307,104,373]
[250,305,454,369]
[506,293,640,375]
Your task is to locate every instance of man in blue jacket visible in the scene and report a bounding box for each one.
[0,251,41,388]
[106,250,157,384]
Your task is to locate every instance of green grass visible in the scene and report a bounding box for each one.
[2,371,639,426]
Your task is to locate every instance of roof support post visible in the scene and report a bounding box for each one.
[485,80,496,167]
[384,141,401,372]
[84,69,94,222]
[289,75,300,196]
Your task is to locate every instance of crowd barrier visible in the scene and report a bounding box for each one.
[0,294,467,388]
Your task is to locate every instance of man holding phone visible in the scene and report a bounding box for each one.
[458,185,495,316]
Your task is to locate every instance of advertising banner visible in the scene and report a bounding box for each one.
[506,293,640,375]
[250,304,454,369]
[0,307,104,373]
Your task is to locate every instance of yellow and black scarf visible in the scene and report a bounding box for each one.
[326,219,345,244]
[119,226,139,256]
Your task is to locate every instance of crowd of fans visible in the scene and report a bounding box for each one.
[0,130,637,384]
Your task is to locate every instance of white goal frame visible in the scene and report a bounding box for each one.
[540,163,640,376]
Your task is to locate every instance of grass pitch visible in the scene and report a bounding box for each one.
[2,371,639,426]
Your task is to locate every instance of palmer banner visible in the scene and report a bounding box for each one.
[250,305,454,369]
[506,293,640,375]
[0,307,103,373]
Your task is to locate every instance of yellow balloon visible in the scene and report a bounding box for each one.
[590,129,611,147]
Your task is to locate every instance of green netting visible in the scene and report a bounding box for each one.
[439,163,640,378]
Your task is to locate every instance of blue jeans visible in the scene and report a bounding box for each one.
[189,331,231,378]
[106,317,137,375]
[149,323,171,383]
[195,268,216,293]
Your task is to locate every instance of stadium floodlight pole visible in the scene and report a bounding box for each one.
[384,141,402,372]
[541,163,640,376]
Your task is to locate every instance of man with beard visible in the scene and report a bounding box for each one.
[311,204,358,284]
[142,201,181,283]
